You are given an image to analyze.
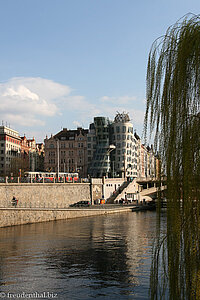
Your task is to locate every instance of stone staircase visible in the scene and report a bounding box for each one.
[106,181,130,204]
[114,180,139,203]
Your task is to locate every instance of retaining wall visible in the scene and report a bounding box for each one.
[0,183,133,228]
[0,207,133,228]
[0,183,91,208]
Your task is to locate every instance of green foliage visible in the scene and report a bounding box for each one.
[144,14,200,299]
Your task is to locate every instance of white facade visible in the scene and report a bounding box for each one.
[111,117,138,179]
[137,141,158,180]
[102,178,125,200]
[0,126,21,175]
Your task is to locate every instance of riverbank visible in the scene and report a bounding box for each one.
[0,206,136,228]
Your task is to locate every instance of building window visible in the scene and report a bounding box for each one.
[128,127,132,133]
[116,126,120,133]
[123,126,126,133]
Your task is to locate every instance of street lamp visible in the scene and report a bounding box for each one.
[56,139,59,182]
[106,144,116,178]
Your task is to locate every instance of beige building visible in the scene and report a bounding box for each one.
[136,137,159,180]
[44,128,88,177]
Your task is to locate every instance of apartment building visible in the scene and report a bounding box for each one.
[87,112,159,180]
[44,127,88,177]
[20,135,30,173]
[20,136,44,173]
[136,135,159,179]
[0,126,21,176]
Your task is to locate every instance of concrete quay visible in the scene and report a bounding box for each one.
[0,206,135,228]
[0,180,158,228]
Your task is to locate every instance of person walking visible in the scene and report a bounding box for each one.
[11,196,18,207]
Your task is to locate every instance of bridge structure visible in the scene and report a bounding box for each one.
[108,177,167,204]
[136,177,167,203]
[137,177,166,195]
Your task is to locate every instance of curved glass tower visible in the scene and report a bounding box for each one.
[88,117,112,177]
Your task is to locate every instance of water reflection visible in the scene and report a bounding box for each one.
[0,211,164,299]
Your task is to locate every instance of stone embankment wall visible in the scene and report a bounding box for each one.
[0,183,133,228]
[0,207,133,228]
[0,183,90,208]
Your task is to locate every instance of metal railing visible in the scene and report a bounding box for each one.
[0,200,72,209]
[0,177,90,184]
[0,200,134,210]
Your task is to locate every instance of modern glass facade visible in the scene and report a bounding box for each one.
[88,117,113,177]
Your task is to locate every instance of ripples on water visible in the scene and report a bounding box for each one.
[0,211,166,299]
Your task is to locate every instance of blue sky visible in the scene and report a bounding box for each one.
[0,0,200,142]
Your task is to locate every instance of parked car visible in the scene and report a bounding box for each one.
[69,200,91,207]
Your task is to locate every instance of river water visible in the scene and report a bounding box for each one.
[0,211,166,299]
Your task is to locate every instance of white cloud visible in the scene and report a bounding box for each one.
[0,76,145,141]
[4,113,45,127]
[0,77,71,126]
[3,86,39,101]
[61,95,102,123]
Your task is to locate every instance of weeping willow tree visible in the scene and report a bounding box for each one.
[144,14,200,299]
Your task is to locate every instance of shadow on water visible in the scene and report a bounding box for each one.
[0,211,166,299]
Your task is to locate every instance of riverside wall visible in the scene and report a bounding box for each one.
[0,183,91,208]
[0,182,133,228]
[0,207,133,228]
